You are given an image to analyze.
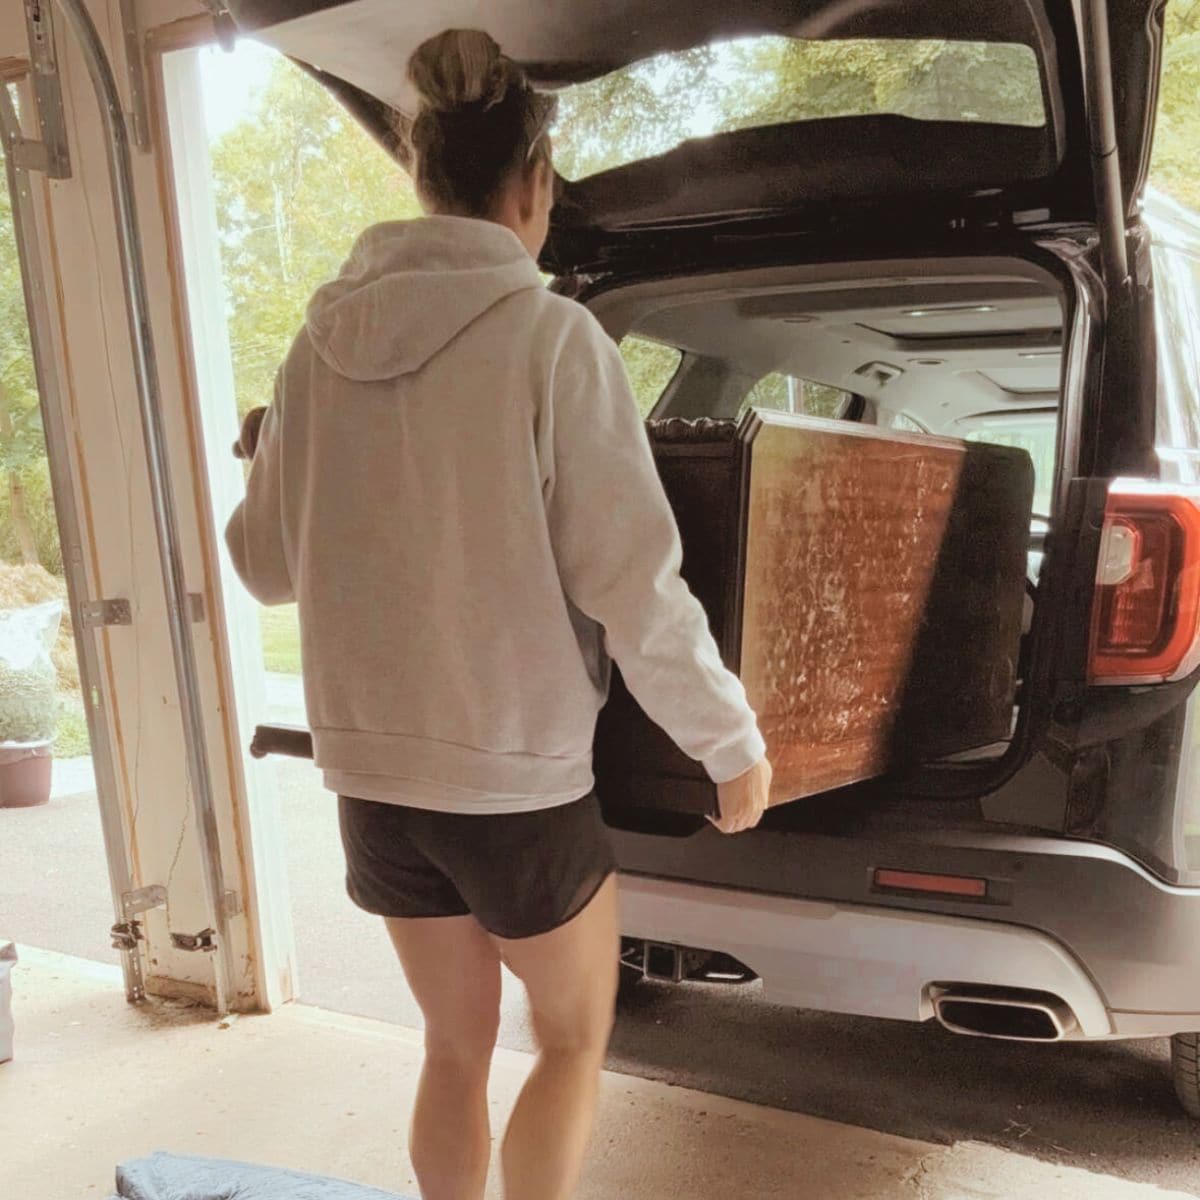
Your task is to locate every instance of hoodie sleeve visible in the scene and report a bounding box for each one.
[225,386,294,606]
[544,317,766,784]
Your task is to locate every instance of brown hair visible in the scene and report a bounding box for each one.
[404,29,557,217]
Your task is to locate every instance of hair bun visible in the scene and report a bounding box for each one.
[407,29,519,112]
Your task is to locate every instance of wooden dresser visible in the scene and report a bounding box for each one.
[593,410,1035,816]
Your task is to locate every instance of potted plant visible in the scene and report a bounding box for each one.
[0,599,62,808]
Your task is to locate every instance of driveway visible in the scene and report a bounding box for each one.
[4,707,1200,1193]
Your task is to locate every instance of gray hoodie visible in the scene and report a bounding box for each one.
[226,216,765,813]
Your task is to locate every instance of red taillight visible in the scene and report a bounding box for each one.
[1088,482,1200,683]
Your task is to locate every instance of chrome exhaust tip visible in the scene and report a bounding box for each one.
[932,986,1078,1042]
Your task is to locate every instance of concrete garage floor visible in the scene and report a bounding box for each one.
[5,743,1200,1193]
[5,945,1200,1200]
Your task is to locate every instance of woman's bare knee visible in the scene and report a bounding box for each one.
[529,1001,613,1062]
[385,913,502,1075]
[424,1010,500,1073]
[498,875,619,1061]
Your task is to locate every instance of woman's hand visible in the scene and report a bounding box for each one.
[712,756,772,834]
[233,406,268,461]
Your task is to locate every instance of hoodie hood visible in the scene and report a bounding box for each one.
[305,216,545,382]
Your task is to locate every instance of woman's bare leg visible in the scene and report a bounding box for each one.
[384,914,502,1200]
[493,876,619,1200]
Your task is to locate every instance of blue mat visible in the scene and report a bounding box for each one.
[113,1152,413,1200]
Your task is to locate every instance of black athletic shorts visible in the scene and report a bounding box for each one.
[337,792,617,940]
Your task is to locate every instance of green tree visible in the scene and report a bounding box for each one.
[554,46,718,180]
[210,60,421,417]
[554,22,1197,215]
[727,37,1043,129]
[553,35,1045,182]
[741,373,850,420]
[619,336,682,416]
[1150,0,1200,211]
[3,18,1197,577]
[0,146,53,569]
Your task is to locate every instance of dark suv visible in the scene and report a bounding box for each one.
[230,0,1200,1115]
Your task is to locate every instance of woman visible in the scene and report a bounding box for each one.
[227,29,771,1200]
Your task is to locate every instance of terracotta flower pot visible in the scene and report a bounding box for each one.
[0,743,53,808]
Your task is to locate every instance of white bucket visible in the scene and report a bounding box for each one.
[0,942,16,1063]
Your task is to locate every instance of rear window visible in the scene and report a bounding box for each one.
[619,335,683,417]
[739,373,852,421]
[554,36,1046,181]
[962,414,1057,516]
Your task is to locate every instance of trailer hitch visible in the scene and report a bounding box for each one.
[623,938,757,986]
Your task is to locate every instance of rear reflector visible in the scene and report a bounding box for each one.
[1089,481,1200,684]
[873,869,988,899]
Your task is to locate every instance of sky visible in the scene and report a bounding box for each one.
[196,38,275,140]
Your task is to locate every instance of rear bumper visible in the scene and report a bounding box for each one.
[620,873,1114,1036]
[613,825,1200,1039]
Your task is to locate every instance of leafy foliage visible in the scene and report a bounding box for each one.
[54,692,91,757]
[0,600,62,744]
[0,455,61,571]
[0,14,1198,578]
[209,61,421,417]
[1150,1,1200,211]
[619,336,682,416]
[0,144,53,569]
[0,653,56,743]
[0,171,38,475]
[555,46,720,180]
[554,36,1044,181]
[741,374,850,420]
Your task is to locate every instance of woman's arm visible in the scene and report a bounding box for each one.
[544,316,767,789]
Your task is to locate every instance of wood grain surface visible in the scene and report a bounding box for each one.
[740,417,964,803]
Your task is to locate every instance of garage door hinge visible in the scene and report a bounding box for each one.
[170,894,238,953]
[171,928,217,953]
[122,883,167,916]
[80,599,132,628]
[80,594,205,627]
[111,883,167,951]
[110,920,143,952]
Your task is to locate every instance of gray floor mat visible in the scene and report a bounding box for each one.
[114,1152,412,1199]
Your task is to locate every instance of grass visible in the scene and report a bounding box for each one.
[54,692,92,758]
[258,604,302,674]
